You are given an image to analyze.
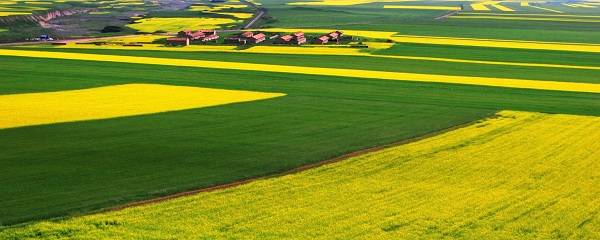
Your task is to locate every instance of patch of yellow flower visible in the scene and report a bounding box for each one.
[288,0,412,6]
[451,15,600,22]
[3,111,599,239]
[383,5,461,10]
[0,11,31,16]
[188,3,251,19]
[214,12,254,19]
[105,35,167,43]
[0,84,284,129]
[459,12,600,18]
[2,49,600,93]
[127,17,238,33]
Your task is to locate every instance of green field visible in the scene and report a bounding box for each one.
[1,44,599,225]
[1,0,600,237]
[14,46,600,84]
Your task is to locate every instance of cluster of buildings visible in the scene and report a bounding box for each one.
[166,29,220,46]
[315,31,344,44]
[225,31,267,45]
[165,29,345,46]
[274,32,307,45]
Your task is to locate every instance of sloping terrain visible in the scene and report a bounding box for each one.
[2,111,598,239]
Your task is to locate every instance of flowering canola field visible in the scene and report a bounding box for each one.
[450,15,600,22]
[126,17,238,33]
[0,84,284,129]
[3,111,598,239]
[287,0,411,6]
[2,49,599,93]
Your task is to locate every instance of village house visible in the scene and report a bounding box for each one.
[314,31,344,44]
[228,31,266,45]
[292,32,307,45]
[225,36,247,45]
[166,37,190,46]
[178,30,204,40]
[178,30,218,40]
[249,33,266,44]
[202,33,220,42]
[315,35,329,44]
[168,29,219,46]
[328,31,343,41]
[275,35,294,44]
[275,31,306,45]
[241,31,254,38]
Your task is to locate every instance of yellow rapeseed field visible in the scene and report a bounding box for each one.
[187,3,251,19]
[451,15,600,22]
[2,111,599,239]
[105,35,167,43]
[2,49,600,93]
[459,12,600,18]
[287,0,411,6]
[383,5,461,10]
[470,1,515,11]
[0,84,284,129]
[0,11,31,16]
[260,28,600,53]
[126,17,238,33]
[214,12,254,19]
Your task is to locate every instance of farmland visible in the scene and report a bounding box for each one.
[1,111,599,239]
[2,48,600,92]
[1,0,600,238]
[125,17,239,33]
[0,84,284,129]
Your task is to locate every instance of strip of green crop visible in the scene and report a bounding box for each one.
[2,49,600,93]
[13,47,600,84]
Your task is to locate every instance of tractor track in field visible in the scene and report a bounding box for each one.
[435,9,461,20]
[103,113,498,212]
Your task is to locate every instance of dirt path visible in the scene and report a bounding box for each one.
[240,0,266,29]
[435,9,461,20]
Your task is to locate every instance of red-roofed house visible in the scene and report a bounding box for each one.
[295,35,307,45]
[328,31,339,40]
[275,34,294,44]
[249,33,266,44]
[199,29,217,35]
[241,31,254,38]
[202,34,220,42]
[315,35,329,44]
[166,37,190,46]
